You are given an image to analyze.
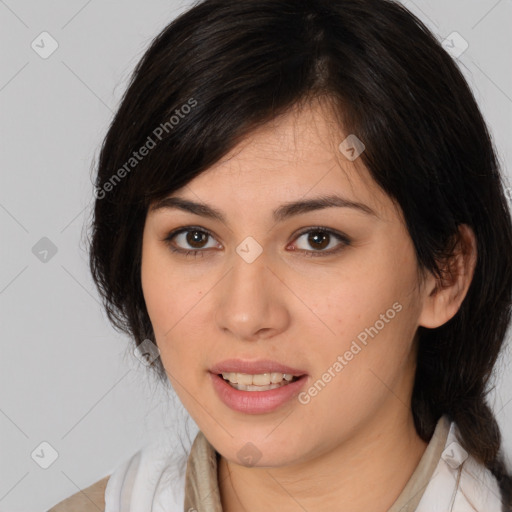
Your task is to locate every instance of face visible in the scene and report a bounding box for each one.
[141,99,428,468]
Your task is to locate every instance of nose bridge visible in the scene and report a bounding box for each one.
[226,242,270,305]
[226,231,269,288]
[214,241,288,338]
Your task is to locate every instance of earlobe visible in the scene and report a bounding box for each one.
[417,224,477,329]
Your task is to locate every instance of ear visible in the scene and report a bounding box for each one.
[418,224,477,329]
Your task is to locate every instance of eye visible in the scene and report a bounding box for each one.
[290,227,351,257]
[163,226,219,258]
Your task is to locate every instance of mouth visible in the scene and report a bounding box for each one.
[209,370,309,414]
[217,372,301,391]
[209,359,307,392]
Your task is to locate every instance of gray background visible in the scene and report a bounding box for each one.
[0,1,511,510]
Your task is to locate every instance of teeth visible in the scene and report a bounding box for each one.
[237,373,254,385]
[234,382,286,391]
[221,372,296,386]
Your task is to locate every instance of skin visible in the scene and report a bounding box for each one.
[140,97,477,512]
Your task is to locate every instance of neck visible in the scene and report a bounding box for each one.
[218,408,428,512]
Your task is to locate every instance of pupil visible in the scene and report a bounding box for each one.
[187,231,206,248]
[310,231,328,249]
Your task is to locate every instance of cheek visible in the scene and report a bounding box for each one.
[140,242,211,378]
[313,255,411,341]
[141,248,170,334]
[141,237,191,331]
[298,303,417,444]
[305,244,420,389]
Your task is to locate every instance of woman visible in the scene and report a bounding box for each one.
[48,0,512,510]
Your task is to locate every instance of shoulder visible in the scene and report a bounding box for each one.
[47,475,110,512]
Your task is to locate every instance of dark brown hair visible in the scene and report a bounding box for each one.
[87,0,512,506]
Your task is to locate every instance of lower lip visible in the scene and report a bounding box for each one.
[209,372,308,414]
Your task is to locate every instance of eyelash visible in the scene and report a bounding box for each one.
[163,225,351,259]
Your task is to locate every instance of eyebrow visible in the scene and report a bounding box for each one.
[149,194,378,223]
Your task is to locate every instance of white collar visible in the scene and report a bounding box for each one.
[415,420,503,511]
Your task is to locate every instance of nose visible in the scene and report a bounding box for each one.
[214,249,291,342]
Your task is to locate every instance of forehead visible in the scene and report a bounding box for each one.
[151,99,396,222]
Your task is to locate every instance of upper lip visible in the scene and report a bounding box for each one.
[210,359,307,377]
